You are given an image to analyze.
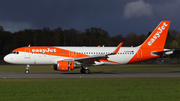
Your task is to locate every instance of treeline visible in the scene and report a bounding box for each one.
[0,26,180,56]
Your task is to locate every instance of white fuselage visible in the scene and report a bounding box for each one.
[4,46,140,65]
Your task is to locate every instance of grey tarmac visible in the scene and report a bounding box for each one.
[0,71,180,79]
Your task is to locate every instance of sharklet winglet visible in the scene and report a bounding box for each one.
[109,42,123,55]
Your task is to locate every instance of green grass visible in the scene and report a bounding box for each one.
[0,78,180,101]
[0,64,180,72]
[0,65,180,101]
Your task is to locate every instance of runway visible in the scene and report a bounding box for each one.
[1,71,180,79]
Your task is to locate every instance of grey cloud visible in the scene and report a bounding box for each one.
[123,0,153,19]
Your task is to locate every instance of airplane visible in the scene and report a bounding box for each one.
[4,21,174,74]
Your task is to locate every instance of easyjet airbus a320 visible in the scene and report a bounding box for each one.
[4,21,174,74]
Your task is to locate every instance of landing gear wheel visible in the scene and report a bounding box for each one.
[25,65,30,74]
[85,69,90,74]
[80,69,90,74]
[25,70,29,74]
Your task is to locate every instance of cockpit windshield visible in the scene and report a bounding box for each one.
[10,51,19,54]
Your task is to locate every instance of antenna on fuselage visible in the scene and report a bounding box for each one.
[28,44,31,47]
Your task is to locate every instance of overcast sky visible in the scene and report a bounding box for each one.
[0,0,180,36]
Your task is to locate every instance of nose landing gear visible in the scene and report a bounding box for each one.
[25,65,30,74]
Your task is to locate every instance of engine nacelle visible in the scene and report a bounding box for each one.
[53,61,75,71]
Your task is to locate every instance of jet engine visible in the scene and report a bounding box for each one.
[53,61,75,71]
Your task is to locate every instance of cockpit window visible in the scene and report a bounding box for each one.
[11,51,19,54]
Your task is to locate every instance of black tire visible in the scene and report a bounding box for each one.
[80,69,84,73]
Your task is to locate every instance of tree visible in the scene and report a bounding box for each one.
[176,32,180,47]
[165,29,179,48]
[0,26,4,32]
[169,29,178,39]
[110,34,124,46]
[53,27,63,45]
[124,32,138,46]
[147,31,151,37]
[84,27,109,46]
[170,40,179,48]
[137,34,147,45]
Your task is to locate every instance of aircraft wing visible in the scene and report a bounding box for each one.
[63,42,123,65]
[72,54,107,61]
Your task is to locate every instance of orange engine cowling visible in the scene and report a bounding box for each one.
[53,61,75,71]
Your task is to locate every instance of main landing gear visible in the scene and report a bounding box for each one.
[25,65,30,74]
[80,67,90,74]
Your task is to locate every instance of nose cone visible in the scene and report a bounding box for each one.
[4,55,12,63]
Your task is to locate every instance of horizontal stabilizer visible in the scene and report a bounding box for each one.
[152,49,174,55]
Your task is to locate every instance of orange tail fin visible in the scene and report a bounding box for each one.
[140,21,170,49]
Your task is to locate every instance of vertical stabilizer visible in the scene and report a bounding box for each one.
[140,21,170,49]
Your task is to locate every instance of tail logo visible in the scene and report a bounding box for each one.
[148,22,168,46]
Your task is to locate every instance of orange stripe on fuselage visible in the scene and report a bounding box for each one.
[13,47,89,58]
